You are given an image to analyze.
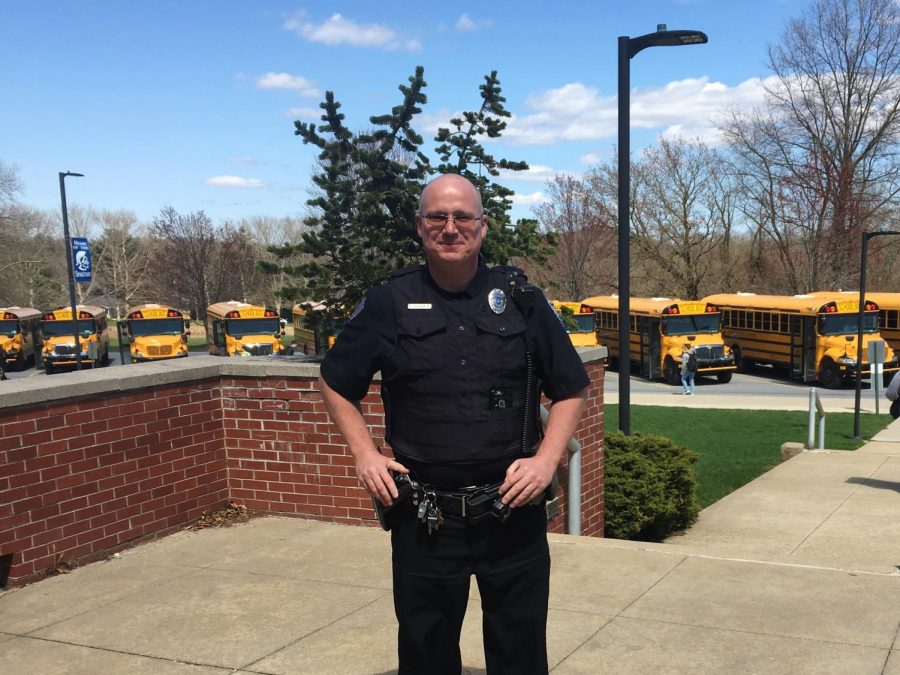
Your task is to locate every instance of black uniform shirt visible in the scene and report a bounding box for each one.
[321,263,589,408]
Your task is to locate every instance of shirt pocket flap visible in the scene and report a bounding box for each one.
[397,313,447,339]
[475,311,526,338]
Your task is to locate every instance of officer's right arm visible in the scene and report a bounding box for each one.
[318,287,407,506]
[319,378,408,506]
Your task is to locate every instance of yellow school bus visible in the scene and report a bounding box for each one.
[0,306,41,371]
[703,293,900,388]
[835,292,900,358]
[120,304,190,362]
[582,295,735,384]
[206,301,285,356]
[291,302,344,355]
[40,305,110,374]
[550,301,600,348]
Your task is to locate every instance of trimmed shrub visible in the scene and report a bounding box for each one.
[604,432,700,541]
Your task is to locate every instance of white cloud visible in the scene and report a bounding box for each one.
[456,14,493,31]
[498,165,580,184]
[283,107,321,119]
[510,191,548,206]
[501,76,772,146]
[284,12,421,51]
[580,152,601,165]
[205,176,265,188]
[256,72,320,97]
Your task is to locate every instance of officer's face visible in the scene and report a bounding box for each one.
[416,177,487,267]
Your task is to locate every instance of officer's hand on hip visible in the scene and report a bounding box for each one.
[499,454,556,508]
[356,449,408,507]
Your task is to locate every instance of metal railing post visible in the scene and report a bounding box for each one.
[540,405,583,536]
[807,387,826,450]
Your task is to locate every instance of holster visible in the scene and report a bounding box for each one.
[372,473,420,531]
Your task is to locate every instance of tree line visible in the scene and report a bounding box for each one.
[2,0,899,326]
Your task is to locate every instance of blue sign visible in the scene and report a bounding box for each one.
[71,237,92,282]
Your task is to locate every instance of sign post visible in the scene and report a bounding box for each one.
[868,339,886,415]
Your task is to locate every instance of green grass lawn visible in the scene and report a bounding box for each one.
[604,404,893,508]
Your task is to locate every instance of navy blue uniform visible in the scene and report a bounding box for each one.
[321,261,588,674]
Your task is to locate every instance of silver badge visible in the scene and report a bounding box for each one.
[488,288,507,314]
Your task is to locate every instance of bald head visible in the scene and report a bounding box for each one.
[419,174,483,215]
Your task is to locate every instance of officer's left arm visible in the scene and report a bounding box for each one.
[500,288,591,508]
[500,389,587,508]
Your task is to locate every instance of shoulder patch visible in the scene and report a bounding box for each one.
[348,298,366,322]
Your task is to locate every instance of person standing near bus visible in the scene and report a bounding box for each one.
[681,344,697,395]
[0,344,7,380]
[318,173,589,674]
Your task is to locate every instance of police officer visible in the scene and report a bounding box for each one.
[319,173,588,674]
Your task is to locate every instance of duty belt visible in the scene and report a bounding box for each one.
[431,482,510,523]
[373,473,510,533]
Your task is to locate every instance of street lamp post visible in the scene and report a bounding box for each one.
[58,171,85,370]
[854,230,900,437]
[617,25,707,435]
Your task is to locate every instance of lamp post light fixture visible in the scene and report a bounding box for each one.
[58,171,85,371]
[854,230,900,437]
[617,24,708,435]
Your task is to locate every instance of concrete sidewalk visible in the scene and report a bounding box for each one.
[4,419,900,673]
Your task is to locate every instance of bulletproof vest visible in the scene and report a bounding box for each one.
[382,265,541,464]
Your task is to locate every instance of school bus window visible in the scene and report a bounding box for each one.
[225,317,280,337]
[128,318,185,336]
[819,312,878,336]
[662,314,720,335]
[42,319,95,337]
[762,314,771,331]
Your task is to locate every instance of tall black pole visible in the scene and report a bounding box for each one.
[59,172,84,371]
[854,232,868,438]
[617,35,631,435]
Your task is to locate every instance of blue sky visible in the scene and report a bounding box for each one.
[1,0,807,228]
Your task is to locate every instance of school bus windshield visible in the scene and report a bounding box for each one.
[662,314,720,336]
[225,318,280,336]
[129,318,184,336]
[0,320,19,336]
[567,314,595,333]
[819,313,878,336]
[42,320,95,337]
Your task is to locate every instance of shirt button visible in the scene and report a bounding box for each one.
[460,359,467,366]
[458,325,465,331]
[499,326,506,333]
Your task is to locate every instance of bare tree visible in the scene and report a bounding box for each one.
[230,215,306,314]
[94,210,152,317]
[628,138,737,299]
[150,207,258,320]
[722,0,900,292]
[531,174,616,299]
[0,160,23,208]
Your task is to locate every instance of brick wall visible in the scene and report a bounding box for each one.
[0,356,604,587]
[0,380,228,587]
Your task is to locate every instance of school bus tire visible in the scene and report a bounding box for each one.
[818,358,842,389]
[14,352,25,371]
[44,362,54,375]
[716,371,733,384]
[734,346,753,373]
[664,357,681,386]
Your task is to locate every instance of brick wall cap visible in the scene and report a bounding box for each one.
[0,356,320,411]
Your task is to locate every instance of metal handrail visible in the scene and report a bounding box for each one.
[540,404,583,535]
[807,388,826,450]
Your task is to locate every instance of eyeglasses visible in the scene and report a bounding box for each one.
[421,212,484,228]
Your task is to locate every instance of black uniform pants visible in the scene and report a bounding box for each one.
[390,502,550,675]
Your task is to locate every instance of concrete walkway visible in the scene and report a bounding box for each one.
[4,412,900,673]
